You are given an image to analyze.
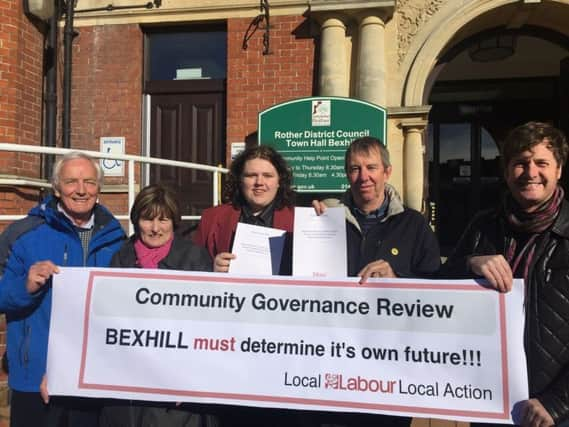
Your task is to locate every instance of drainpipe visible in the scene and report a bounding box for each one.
[44,0,59,175]
[62,0,76,149]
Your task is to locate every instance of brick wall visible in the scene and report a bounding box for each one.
[0,21,141,223]
[56,23,143,233]
[69,23,143,187]
[0,0,45,220]
[226,15,316,164]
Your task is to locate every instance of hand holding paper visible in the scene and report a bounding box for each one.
[228,223,286,275]
[214,252,236,273]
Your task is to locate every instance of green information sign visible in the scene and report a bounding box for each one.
[258,97,386,192]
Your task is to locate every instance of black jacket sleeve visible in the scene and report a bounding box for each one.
[439,210,499,279]
[410,215,441,278]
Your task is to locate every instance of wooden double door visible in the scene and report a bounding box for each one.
[147,79,225,217]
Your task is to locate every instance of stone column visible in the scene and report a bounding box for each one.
[318,15,349,96]
[390,106,430,211]
[402,125,425,211]
[356,14,385,106]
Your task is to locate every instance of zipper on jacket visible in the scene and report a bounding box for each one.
[372,239,383,259]
[19,322,31,379]
[359,234,367,268]
[357,235,383,272]
[522,234,553,391]
[63,244,68,266]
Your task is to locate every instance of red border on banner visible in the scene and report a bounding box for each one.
[77,271,511,420]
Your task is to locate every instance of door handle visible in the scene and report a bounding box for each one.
[428,201,436,232]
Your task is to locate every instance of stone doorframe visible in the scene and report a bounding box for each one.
[399,0,542,106]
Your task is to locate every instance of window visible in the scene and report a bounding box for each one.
[146,29,227,81]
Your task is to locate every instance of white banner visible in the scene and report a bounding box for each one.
[47,268,528,424]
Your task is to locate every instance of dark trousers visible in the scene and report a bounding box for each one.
[99,400,222,427]
[10,391,100,427]
[470,424,514,427]
[10,390,48,427]
[302,411,411,427]
[219,406,308,427]
[219,407,410,427]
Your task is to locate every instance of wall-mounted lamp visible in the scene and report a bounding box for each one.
[23,0,55,20]
[468,34,516,62]
[243,0,270,55]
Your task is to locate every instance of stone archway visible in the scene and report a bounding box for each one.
[399,0,569,106]
[393,0,569,211]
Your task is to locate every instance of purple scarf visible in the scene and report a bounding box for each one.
[134,236,173,269]
[503,186,564,280]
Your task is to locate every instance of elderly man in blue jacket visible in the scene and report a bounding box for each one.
[0,152,125,427]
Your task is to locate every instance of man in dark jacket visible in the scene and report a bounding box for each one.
[314,136,440,282]
[442,121,569,427]
[311,137,440,427]
[0,152,125,427]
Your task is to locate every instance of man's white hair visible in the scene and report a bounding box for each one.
[51,151,104,192]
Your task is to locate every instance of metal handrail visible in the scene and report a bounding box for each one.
[0,143,228,234]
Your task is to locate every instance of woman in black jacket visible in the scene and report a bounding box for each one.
[100,184,218,427]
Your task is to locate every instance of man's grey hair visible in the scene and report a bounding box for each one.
[51,151,104,192]
[344,136,391,171]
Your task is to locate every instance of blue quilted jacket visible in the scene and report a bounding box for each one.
[0,195,125,392]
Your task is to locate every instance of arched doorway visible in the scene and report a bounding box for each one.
[425,25,569,255]
[396,1,569,256]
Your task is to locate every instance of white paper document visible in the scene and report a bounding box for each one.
[228,222,286,275]
[293,206,347,277]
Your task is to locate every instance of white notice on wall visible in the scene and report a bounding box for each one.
[100,136,125,177]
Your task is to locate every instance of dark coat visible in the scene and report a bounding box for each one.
[324,185,440,277]
[101,234,218,427]
[442,200,569,424]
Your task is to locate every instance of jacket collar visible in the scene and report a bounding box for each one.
[159,236,189,269]
[29,194,124,241]
[322,184,405,232]
[121,235,189,269]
